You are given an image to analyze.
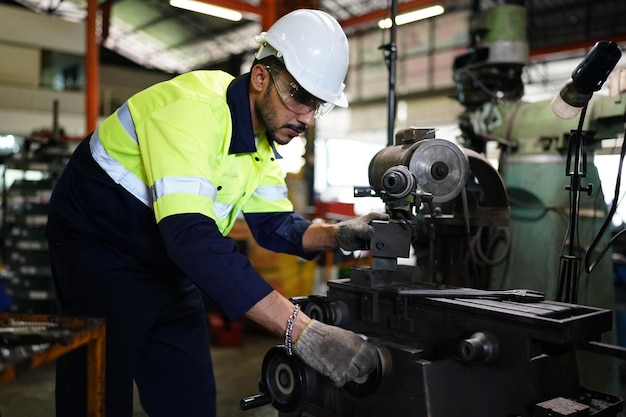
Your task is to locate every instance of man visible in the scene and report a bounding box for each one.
[45,8,387,417]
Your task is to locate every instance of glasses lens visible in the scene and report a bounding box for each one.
[267,66,328,116]
[285,81,318,110]
[314,102,335,119]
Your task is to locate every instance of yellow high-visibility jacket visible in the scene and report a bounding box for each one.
[46,71,315,320]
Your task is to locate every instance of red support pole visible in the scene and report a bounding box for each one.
[86,0,99,134]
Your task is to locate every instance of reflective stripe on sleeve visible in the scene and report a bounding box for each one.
[152,176,216,204]
[213,201,235,219]
[151,176,233,219]
[89,130,152,207]
[253,184,288,202]
[117,102,139,143]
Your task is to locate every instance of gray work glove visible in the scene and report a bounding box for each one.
[335,212,390,251]
[293,320,379,387]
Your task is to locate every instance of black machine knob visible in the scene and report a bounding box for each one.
[382,165,416,199]
[459,332,499,362]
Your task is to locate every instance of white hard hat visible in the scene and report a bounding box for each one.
[255,9,349,108]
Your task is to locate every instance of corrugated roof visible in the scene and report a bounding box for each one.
[3,0,626,73]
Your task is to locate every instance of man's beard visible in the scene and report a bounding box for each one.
[256,88,306,145]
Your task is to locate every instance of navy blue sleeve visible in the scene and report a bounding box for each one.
[158,213,273,321]
[243,212,319,261]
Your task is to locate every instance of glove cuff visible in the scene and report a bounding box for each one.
[292,319,323,358]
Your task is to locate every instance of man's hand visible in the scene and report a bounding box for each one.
[335,212,389,251]
[293,320,379,387]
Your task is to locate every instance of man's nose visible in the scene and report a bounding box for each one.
[297,110,315,127]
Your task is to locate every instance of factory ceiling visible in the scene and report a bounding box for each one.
[1,0,626,74]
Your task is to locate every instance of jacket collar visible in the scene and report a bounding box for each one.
[226,73,281,159]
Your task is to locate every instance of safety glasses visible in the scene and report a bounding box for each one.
[265,65,334,119]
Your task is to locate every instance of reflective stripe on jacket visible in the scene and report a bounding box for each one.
[90,70,293,236]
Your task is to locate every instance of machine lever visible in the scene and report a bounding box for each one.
[240,393,272,411]
[395,288,545,303]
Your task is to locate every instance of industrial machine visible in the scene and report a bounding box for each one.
[240,2,626,415]
[241,129,623,417]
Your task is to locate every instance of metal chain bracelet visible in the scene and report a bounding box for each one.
[284,304,301,356]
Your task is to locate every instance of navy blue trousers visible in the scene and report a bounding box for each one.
[47,233,217,417]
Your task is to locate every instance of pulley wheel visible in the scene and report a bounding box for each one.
[261,346,307,413]
[298,295,334,324]
[408,139,469,204]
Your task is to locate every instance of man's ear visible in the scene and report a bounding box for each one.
[250,64,269,94]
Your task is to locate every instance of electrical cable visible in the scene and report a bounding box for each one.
[584,110,626,273]
[471,226,512,267]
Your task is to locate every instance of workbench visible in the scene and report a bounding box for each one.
[0,313,106,417]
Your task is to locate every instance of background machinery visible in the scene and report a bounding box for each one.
[452,0,626,393]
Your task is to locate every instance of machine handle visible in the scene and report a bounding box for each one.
[240,393,272,411]
[395,288,545,302]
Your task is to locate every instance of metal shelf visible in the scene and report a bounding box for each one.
[0,313,106,417]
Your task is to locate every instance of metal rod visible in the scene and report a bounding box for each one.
[577,340,626,361]
[386,0,398,146]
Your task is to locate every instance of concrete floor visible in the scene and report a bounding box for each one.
[0,328,281,417]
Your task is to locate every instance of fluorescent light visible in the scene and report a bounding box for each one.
[0,135,19,155]
[378,5,445,29]
[170,0,243,22]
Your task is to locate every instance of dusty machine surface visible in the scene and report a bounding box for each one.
[242,130,624,417]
